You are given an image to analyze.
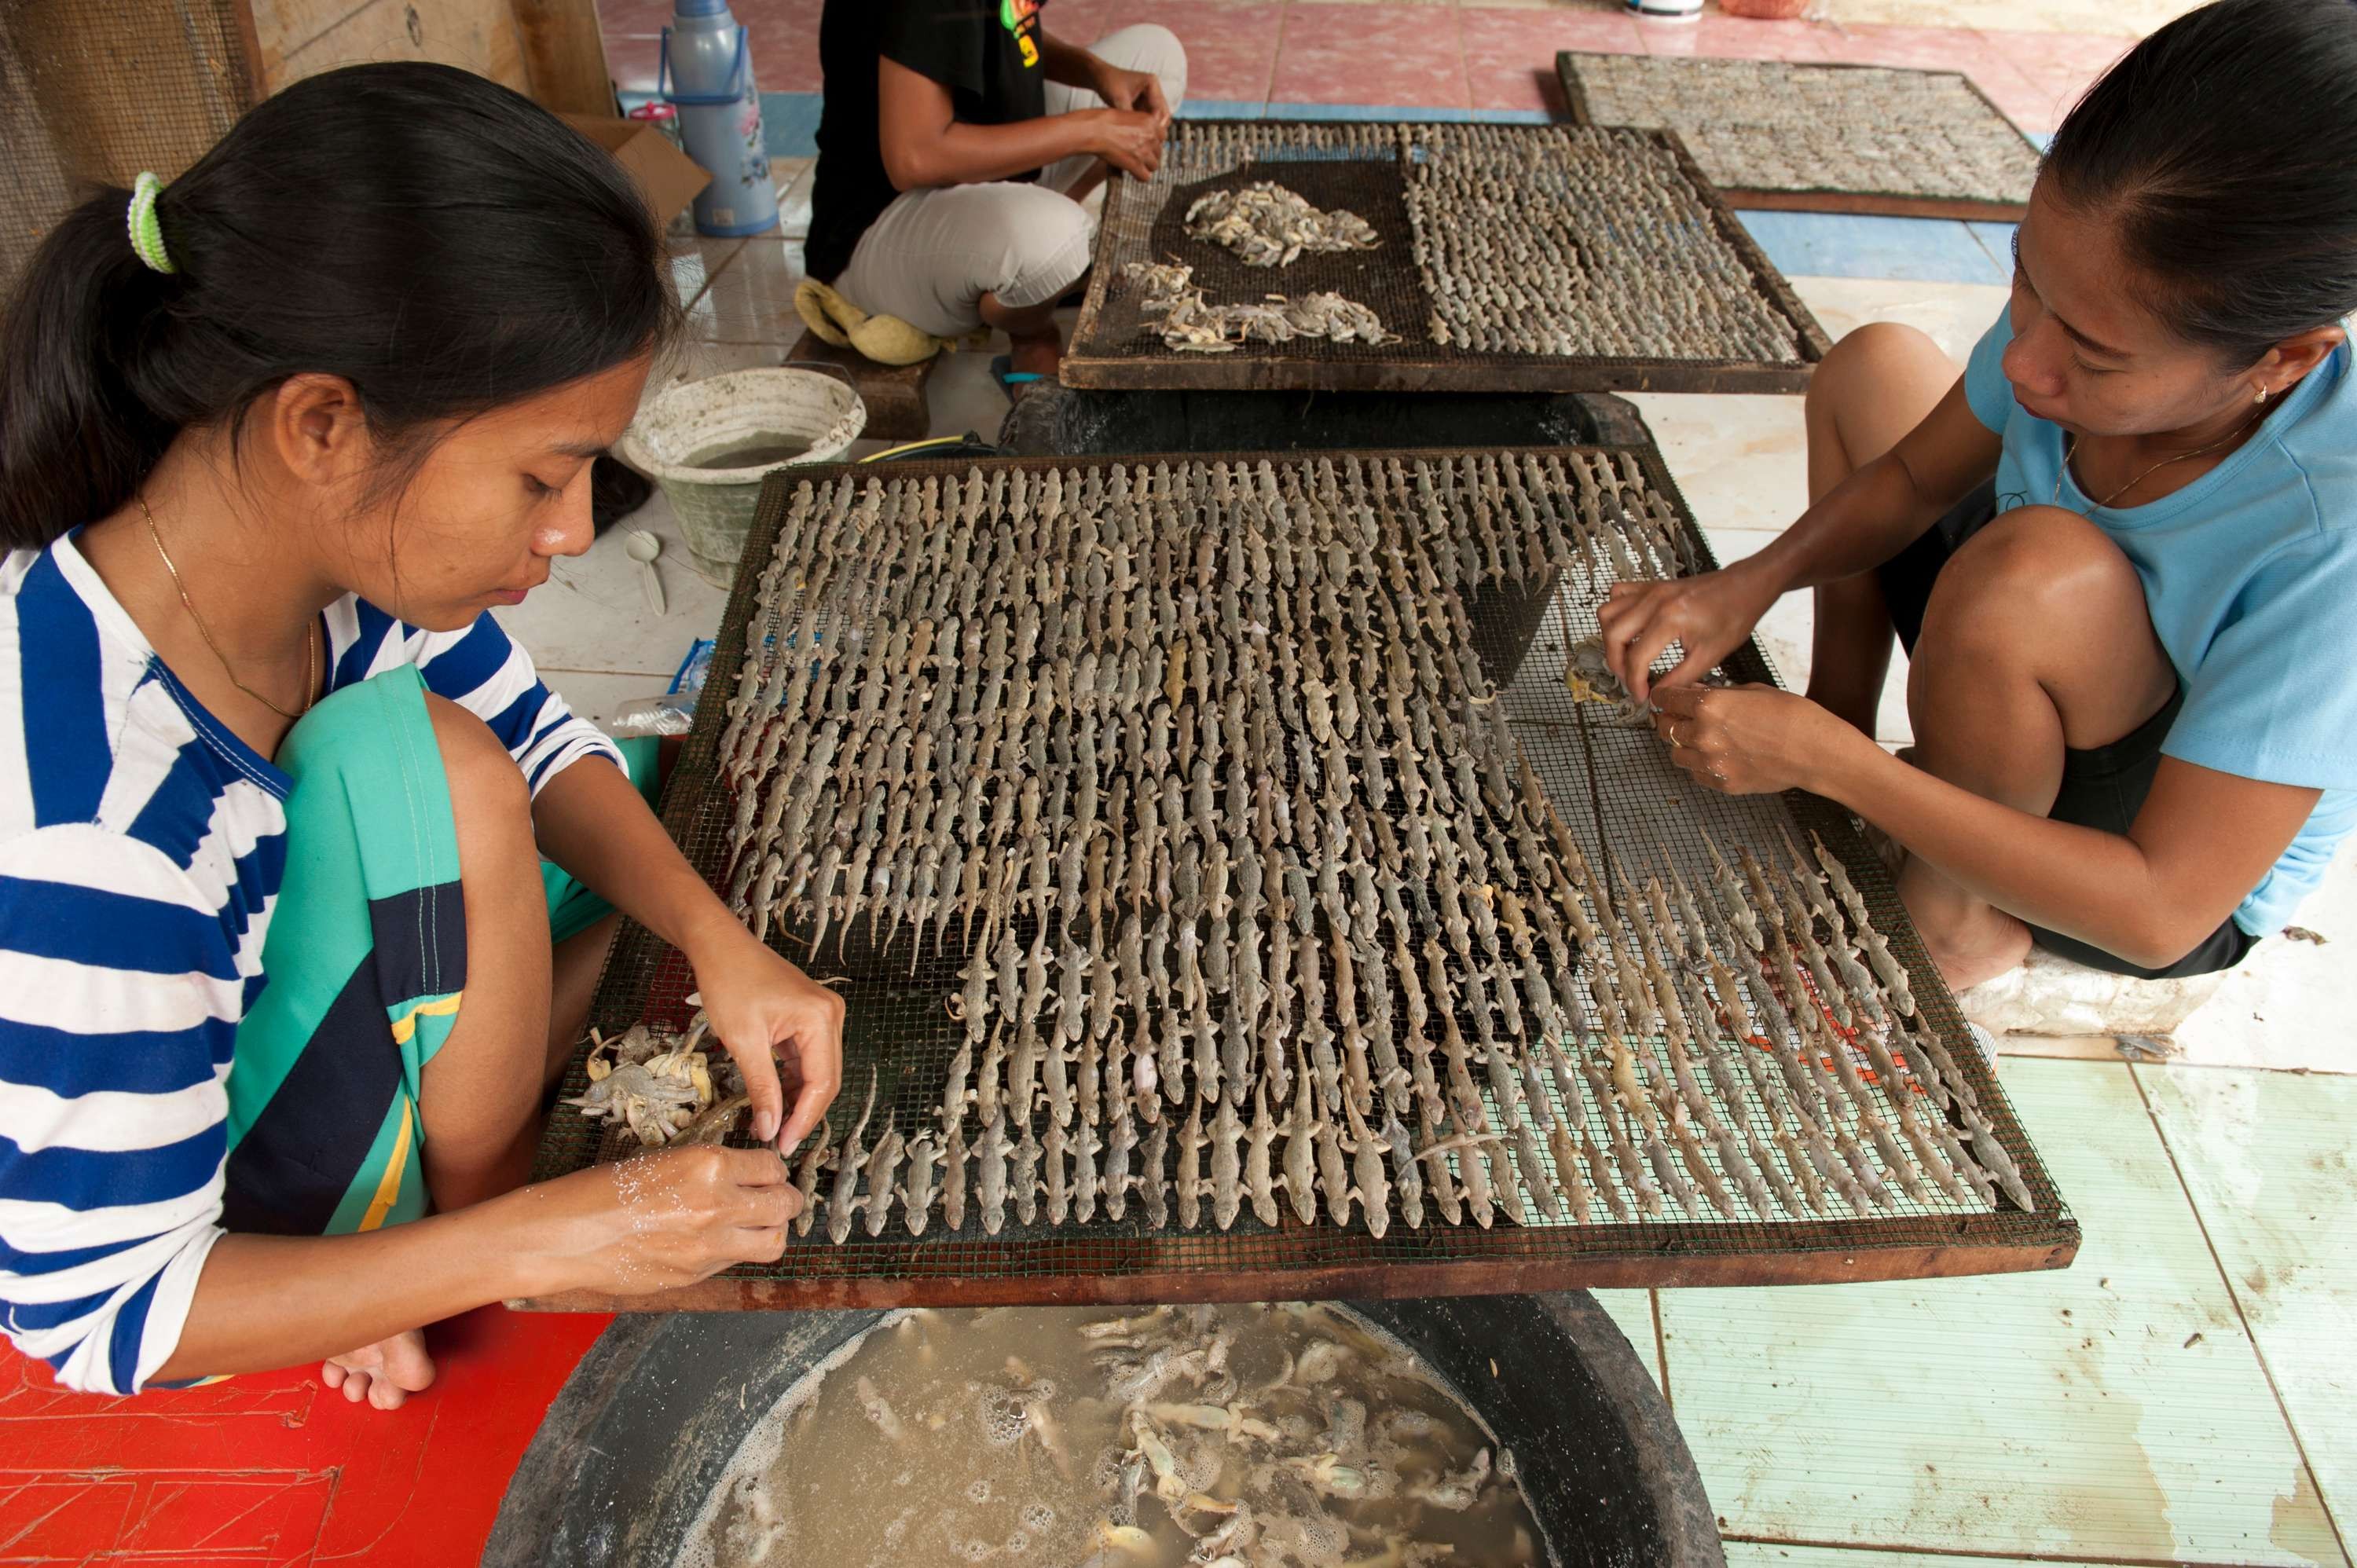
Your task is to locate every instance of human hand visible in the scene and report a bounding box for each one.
[1087,107,1165,181]
[685,922,845,1152]
[520,1146,799,1296]
[1090,60,1171,130]
[1652,683,1868,797]
[1595,563,1779,703]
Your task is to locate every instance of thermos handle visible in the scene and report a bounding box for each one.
[657,24,752,106]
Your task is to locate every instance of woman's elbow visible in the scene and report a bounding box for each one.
[879,140,934,192]
[2112,911,2217,973]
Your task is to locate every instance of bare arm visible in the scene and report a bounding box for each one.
[156,1149,796,1384]
[1823,744,2314,965]
[878,56,1158,189]
[532,757,845,1152]
[1599,379,2002,698]
[533,755,735,967]
[1657,685,2318,967]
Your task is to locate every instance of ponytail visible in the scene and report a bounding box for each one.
[0,62,681,552]
[0,194,181,548]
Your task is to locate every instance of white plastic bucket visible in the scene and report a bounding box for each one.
[618,367,866,584]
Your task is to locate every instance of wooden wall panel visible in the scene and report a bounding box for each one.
[511,0,615,115]
[251,0,533,95]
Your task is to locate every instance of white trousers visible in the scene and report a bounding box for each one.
[832,24,1189,338]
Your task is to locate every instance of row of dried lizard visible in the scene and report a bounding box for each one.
[764,822,2029,1245]
[571,455,2035,1240]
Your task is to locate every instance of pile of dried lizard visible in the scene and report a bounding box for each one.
[565,1008,750,1150]
[1182,181,1382,268]
[1121,261,1396,354]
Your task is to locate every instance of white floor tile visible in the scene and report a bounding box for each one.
[2172,840,2357,1074]
[1727,1547,2143,1568]
[688,236,806,343]
[929,343,1015,444]
[1791,276,2011,368]
[1590,1288,1661,1390]
[1657,1057,2342,1565]
[495,485,734,676]
[2139,1065,2357,1547]
[777,159,817,241]
[1629,392,1806,540]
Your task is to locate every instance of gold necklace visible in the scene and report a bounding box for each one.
[140,495,317,723]
[2057,403,2269,511]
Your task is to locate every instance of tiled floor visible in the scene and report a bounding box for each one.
[1574,1061,2355,1567]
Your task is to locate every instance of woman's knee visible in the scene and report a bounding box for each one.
[981,193,1093,313]
[423,695,533,868]
[1919,506,2143,661]
[1808,321,1951,420]
[1091,23,1186,103]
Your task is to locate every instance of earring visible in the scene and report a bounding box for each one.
[2256,385,2270,405]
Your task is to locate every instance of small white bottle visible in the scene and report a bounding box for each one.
[662,0,781,236]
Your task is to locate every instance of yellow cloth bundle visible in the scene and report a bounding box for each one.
[794,279,984,366]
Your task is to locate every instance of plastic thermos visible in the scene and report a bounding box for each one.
[661,0,779,236]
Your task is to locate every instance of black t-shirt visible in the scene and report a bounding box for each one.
[807,0,1050,282]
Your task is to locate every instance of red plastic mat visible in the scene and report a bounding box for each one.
[0,1308,608,1564]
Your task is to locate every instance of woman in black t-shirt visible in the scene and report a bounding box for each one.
[808,0,1186,387]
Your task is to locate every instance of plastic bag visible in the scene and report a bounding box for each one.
[607,637,716,738]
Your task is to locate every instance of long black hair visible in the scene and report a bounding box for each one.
[0,62,680,551]
[2043,0,2357,365]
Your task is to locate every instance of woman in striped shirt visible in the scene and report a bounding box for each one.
[0,65,844,1403]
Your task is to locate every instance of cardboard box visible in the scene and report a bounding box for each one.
[563,114,711,225]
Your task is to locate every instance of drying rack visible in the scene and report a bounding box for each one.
[519,445,2077,1313]
[1556,51,2039,222]
[1061,122,1833,396]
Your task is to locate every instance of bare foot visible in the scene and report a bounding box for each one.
[321,1328,435,1410]
[1008,328,1062,383]
[1897,854,2033,992]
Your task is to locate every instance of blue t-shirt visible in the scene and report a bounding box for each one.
[1964,307,2357,936]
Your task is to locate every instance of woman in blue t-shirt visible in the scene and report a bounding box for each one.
[1600,0,2357,992]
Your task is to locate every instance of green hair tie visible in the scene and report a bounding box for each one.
[127,171,177,276]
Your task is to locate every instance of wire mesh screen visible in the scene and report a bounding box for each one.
[0,0,258,299]
[525,445,2075,1311]
[1557,51,2038,222]
[1064,122,1833,397]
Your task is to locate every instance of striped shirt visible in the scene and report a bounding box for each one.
[0,534,619,1394]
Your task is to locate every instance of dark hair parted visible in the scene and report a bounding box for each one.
[2041,0,2357,365]
[0,62,680,551]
